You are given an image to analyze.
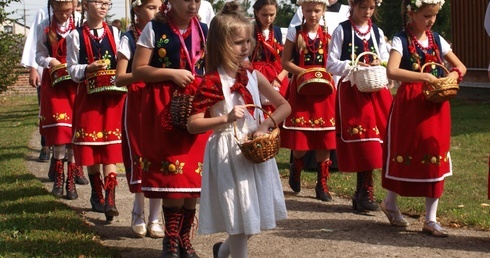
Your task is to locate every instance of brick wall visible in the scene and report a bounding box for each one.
[1,66,37,96]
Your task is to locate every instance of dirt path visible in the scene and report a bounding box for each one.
[27,131,490,257]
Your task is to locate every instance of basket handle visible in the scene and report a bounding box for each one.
[233,104,277,143]
[354,51,381,66]
[420,62,449,76]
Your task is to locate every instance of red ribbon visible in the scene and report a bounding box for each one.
[230,67,255,116]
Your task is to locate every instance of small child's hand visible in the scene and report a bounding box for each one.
[86,60,107,74]
[172,69,195,88]
[370,59,381,66]
[424,73,438,83]
[253,124,271,138]
[357,62,370,67]
[227,105,246,123]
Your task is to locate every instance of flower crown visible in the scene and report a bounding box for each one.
[297,0,328,5]
[407,0,445,12]
[132,0,142,8]
[348,0,382,7]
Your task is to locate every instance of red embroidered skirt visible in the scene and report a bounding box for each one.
[72,82,125,166]
[39,69,77,146]
[139,81,209,199]
[281,71,336,151]
[123,81,145,193]
[335,80,392,172]
[382,82,451,198]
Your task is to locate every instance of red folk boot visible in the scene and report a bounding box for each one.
[315,160,333,202]
[51,159,64,198]
[104,172,119,221]
[65,162,79,200]
[180,208,199,258]
[74,165,89,185]
[162,207,183,258]
[88,173,105,213]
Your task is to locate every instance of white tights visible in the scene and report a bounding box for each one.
[425,197,439,222]
[218,234,250,258]
[132,193,162,224]
[384,190,440,222]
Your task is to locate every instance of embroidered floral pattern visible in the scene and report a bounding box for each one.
[134,156,143,170]
[291,116,306,126]
[309,117,325,127]
[161,160,185,175]
[141,158,151,172]
[75,128,122,141]
[101,51,112,69]
[156,34,172,68]
[348,125,367,135]
[421,152,449,165]
[53,113,70,121]
[393,152,449,166]
[195,162,203,176]
[393,154,412,165]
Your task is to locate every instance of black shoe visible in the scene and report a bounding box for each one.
[38,146,51,162]
[212,242,223,258]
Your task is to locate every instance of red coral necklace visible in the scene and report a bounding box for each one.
[53,16,74,35]
[406,26,434,52]
[83,22,107,41]
[349,17,372,37]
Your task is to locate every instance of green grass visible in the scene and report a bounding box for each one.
[277,98,490,230]
[0,96,120,257]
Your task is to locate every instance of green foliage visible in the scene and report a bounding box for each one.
[275,1,298,28]
[0,0,23,94]
[0,96,120,257]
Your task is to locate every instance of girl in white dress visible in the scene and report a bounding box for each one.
[187,2,291,257]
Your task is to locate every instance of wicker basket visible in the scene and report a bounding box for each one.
[169,90,194,130]
[421,62,459,103]
[234,105,280,163]
[351,52,388,93]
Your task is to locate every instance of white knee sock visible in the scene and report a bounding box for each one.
[384,190,399,211]
[148,198,162,223]
[132,192,145,214]
[425,197,439,222]
[53,146,65,160]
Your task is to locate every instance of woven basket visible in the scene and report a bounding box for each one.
[421,62,459,103]
[169,90,194,130]
[352,52,388,93]
[234,105,280,163]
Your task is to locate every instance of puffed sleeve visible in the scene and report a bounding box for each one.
[192,73,225,114]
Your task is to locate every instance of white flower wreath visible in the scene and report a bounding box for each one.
[132,0,142,8]
[407,0,445,12]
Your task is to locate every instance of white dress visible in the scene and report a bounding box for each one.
[198,67,287,236]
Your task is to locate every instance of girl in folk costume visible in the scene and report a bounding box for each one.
[383,0,466,237]
[66,0,124,222]
[115,0,164,238]
[281,0,337,202]
[187,2,290,257]
[36,0,84,200]
[131,1,208,256]
[326,0,391,212]
[250,0,289,115]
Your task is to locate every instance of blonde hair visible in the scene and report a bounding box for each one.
[206,1,253,73]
